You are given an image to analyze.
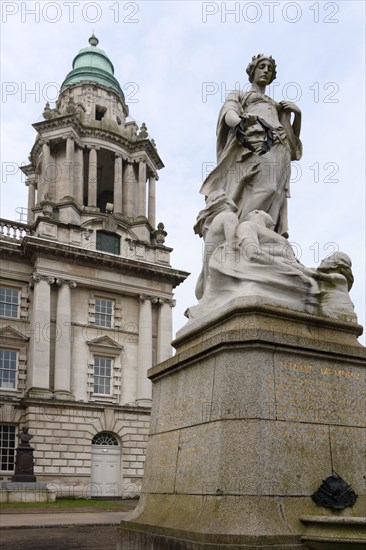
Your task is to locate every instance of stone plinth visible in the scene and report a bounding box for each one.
[118,298,366,549]
[300,516,366,549]
[12,446,36,482]
[0,482,56,503]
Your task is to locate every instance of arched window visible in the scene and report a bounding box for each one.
[92,432,119,446]
[96,231,120,255]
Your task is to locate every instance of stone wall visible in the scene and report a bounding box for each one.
[20,401,150,498]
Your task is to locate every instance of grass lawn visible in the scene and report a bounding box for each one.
[0,498,138,511]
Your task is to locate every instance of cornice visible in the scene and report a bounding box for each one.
[0,240,26,259]
[18,397,152,415]
[21,236,189,287]
[29,212,173,252]
[30,116,164,170]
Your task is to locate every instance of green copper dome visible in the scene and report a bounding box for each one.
[61,35,125,99]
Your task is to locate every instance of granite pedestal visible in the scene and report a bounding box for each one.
[12,445,36,482]
[118,298,366,549]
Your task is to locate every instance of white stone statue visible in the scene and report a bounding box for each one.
[200,54,302,238]
[188,203,357,323]
[188,55,357,325]
[194,191,239,300]
[314,252,357,322]
[188,208,318,319]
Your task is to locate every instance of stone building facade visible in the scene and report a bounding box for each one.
[0,36,188,498]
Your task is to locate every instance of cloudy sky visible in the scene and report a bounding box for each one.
[1,0,365,343]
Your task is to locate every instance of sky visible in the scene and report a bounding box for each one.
[1,0,365,343]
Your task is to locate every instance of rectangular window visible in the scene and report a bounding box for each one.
[0,288,19,318]
[96,231,120,255]
[93,356,112,395]
[95,105,107,121]
[0,349,17,389]
[95,298,113,328]
[0,425,16,471]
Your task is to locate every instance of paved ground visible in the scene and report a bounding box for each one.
[0,525,121,550]
[0,501,137,550]
[0,510,130,528]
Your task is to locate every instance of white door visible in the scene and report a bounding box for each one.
[91,433,121,497]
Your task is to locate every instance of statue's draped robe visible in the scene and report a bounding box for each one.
[200,90,302,236]
[187,220,318,319]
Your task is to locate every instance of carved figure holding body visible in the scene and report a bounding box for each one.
[200,54,302,237]
[193,191,239,300]
[230,209,317,294]
[188,209,318,320]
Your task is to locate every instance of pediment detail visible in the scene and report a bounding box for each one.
[81,218,139,241]
[0,325,29,342]
[86,335,123,355]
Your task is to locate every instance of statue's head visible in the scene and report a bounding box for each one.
[245,209,275,230]
[318,251,354,290]
[246,54,277,85]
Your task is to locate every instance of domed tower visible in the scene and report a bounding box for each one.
[0,37,188,497]
[23,34,162,240]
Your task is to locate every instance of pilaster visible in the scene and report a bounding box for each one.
[136,294,153,405]
[138,160,147,218]
[27,273,54,398]
[64,136,75,198]
[123,161,136,219]
[114,154,123,214]
[54,278,77,400]
[148,174,156,228]
[88,146,98,207]
[75,144,84,205]
[26,179,36,224]
[157,298,175,363]
[40,141,51,199]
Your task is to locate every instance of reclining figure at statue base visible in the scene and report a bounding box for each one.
[188,192,357,324]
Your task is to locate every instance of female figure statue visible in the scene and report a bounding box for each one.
[200,54,302,238]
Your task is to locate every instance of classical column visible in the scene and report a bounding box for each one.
[138,160,146,218]
[28,274,53,398]
[114,154,123,214]
[157,299,175,363]
[136,295,152,403]
[88,146,98,207]
[54,279,76,399]
[123,161,136,218]
[74,145,84,205]
[64,136,74,198]
[41,141,51,199]
[26,180,36,224]
[148,174,156,228]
